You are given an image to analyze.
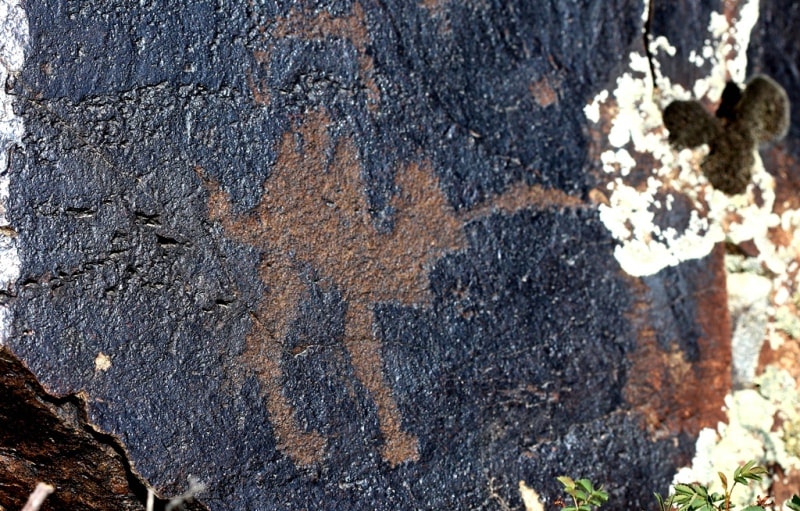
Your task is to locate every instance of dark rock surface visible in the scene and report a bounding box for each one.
[0,345,206,511]
[3,0,795,509]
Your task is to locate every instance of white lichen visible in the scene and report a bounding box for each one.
[585,0,770,278]
[0,0,27,344]
[584,0,800,501]
[94,352,112,372]
[673,367,800,507]
[728,270,772,385]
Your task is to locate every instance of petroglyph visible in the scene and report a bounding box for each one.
[197,107,582,468]
[213,0,588,469]
[248,2,379,109]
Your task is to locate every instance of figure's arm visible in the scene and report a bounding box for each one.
[194,165,261,244]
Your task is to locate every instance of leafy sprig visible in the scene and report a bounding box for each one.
[557,461,795,511]
[556,476,608,511]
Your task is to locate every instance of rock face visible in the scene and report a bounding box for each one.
[1,0,797,510]
[0,346,206,511]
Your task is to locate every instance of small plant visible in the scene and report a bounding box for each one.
[557,461,799,511]
[663,460,767,511]
[555,476,608,511]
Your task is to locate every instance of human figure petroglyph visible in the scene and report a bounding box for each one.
[198,108,464,467]
[209,0,589,469]
[197,107,583,468]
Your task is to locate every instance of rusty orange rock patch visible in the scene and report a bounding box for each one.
[529,76,559,108]
[624,243,732,437]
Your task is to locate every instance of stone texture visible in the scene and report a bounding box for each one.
[626,244,732,436]
[0,346,206,511]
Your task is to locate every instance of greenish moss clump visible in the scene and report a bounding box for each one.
[663,75,790,195]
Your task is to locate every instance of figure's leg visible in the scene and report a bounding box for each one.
[244,256,326,466]
[197,166,327,465]
[343,302,419,467]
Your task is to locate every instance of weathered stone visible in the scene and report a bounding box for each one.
[626,244,731,435]
[0,346,206,511]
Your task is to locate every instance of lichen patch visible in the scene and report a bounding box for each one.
[673,367,800,507]
[0,0,27,344]
[593,0,800,500]
[94,352,111,373]
[584,0,775,278]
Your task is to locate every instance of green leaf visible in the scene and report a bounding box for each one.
[786,494,800,511]
[740,507,765,511]
[733,461,767,484]
[557,476,576,489]
[577,479,594,494]
[718,471,728,491]
[654,492,672,511]
[587,492,608,507]
[733,462,750,484]
[556,476,608,510]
